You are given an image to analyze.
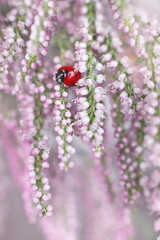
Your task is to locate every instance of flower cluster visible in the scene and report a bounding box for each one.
[111,97,144,204]
[2,0,160,239]
[109,0,146,57]
[109,0,160,237]
[0,21,24,88]
[53,84,75,171]
[15,0,57,89]
[99,26,141,120]
[75,1,106,158]
[17,65,55,217]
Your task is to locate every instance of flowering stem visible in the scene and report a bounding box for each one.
[22,55,37,82]
[147,43,157,91]
[33,78,48,216]
[106,34,136,113]
[54,33,75,170]
[87,2,96,124]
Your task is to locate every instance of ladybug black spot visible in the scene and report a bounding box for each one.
[65,70,69,75]
[75,74,77,78]
[71,82,74,85]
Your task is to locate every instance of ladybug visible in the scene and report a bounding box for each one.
[55,66,81,87]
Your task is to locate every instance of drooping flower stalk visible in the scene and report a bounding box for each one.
[0,0,40,90]
[109,0,160,236]
[0,15,25,87]
[53,84,75,171]
[108,0,146,57]
[53,34,76,171]
[15,0,57,89]
[31,78,52,216]
[103,33,140,119]
[75,0,106,158]
[18,69,54,216]
[92,17,144,203]
[111,95,143,204]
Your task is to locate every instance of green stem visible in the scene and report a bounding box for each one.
[33,77,48,215]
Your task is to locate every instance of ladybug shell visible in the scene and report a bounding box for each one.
[60,66,74,72]
[59,66,81,87]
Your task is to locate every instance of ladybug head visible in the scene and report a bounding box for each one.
[55,69,69,84]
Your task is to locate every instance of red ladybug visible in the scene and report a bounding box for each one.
[55,66,81,87]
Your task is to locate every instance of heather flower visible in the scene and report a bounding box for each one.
[17,65,55,216]
[53,84,75,171]
[111,97,144,204]
[99,29,141,120]
[74,1,106,158]
[1,0,160,239]
[109,0,146,57]
[15,0,57,88]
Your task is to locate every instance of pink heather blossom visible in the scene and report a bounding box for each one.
[1,0,160,239]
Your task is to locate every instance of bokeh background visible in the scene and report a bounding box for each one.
[1,0,160,239]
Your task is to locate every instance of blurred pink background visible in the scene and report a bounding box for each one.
[1,0,160,239]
